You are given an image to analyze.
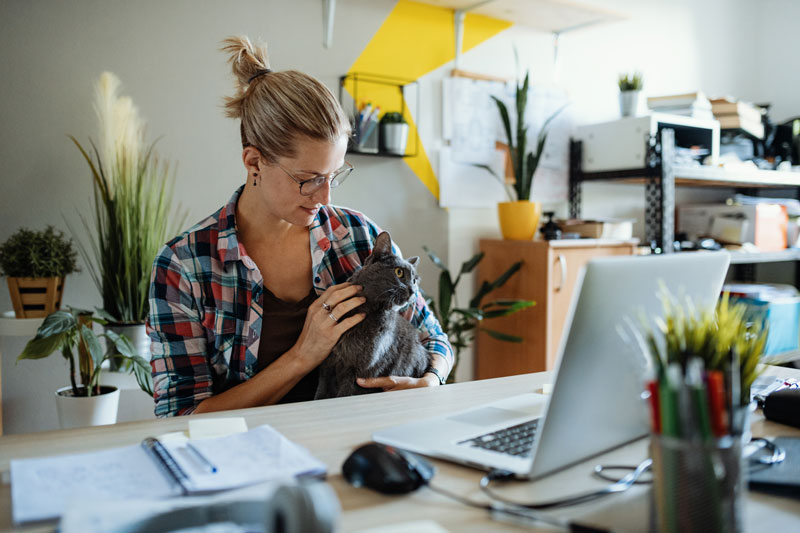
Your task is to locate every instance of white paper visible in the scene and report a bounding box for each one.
[188,417,248,440]
[11,424,326,524]
[443,76,507,165]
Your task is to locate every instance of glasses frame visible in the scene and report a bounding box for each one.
[275,161,354,197]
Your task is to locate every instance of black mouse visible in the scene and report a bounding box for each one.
[342,442,435,494]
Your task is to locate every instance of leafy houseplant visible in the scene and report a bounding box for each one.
[379,111,409,156]
[18,308,154,397]
[0,226,78,318]
[491,71,565,240]
[618,71,644,117]
[69,72,183,326]
[423,247,535,382]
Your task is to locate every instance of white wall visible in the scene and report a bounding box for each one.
[2,0,797,386]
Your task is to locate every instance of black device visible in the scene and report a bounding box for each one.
[763,388,800,429]
[541,212,562,240]
[342,442,435,494]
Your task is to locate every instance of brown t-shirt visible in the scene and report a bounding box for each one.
[257,286,319,403]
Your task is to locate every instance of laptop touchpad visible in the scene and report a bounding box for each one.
[448,407,529,426]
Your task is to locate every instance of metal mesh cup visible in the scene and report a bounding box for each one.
[650,434,745,533]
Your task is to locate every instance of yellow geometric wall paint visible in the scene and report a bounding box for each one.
[346,1,512,200]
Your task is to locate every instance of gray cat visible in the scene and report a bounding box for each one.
[314,232,430,399]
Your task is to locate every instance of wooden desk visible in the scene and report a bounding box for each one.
[1,368,799,532]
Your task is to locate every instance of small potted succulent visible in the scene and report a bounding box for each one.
[618,71,644,117]
[379,111,409,155]
[18,307,154,429]
[0,226,78,318]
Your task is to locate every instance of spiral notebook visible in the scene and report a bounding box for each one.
[10,424,326,524]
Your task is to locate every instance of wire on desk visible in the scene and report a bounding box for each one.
[479,458,652,511]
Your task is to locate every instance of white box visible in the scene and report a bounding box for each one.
[677,203,788,251]
[575,113,720,172]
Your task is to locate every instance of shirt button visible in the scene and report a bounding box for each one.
[314,276,320,282]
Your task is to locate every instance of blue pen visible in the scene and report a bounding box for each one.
[186,442,218,474]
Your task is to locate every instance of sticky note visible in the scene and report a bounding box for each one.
[188,417,248,440]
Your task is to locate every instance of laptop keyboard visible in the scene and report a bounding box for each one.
[458,419,539,458]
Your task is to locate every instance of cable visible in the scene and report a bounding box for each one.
[427,483,610,532]
[479,458,652,510]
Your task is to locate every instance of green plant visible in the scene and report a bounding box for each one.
[380,111,406,124]
[618,71,644,92]
[423,247,535,382]
[0,226,78,278]
[636,287,766,407]
[491,73,566,202]
[18,308,153,397]
[69,71,184,324]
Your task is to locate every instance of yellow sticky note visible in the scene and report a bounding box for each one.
[188,417,248,440]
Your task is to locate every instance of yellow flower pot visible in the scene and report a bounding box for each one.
[498,201,542,241]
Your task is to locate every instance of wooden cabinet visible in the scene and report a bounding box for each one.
[475,239,636,379]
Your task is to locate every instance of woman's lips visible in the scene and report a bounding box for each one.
[301,206,319,215]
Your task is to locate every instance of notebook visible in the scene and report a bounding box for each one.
[10,424,326,524]
[749,436,800,497]
[374,252,731,479]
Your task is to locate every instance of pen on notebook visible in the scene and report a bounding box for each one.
[186,442,218,474]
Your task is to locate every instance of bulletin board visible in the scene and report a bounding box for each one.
[440,74,573,208]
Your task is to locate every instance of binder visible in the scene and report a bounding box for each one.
[10,424,326,524]
[749,436,800,498]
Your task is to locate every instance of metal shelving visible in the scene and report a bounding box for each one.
[569,128,800,284]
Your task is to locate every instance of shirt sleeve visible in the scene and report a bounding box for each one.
[359,214,455,377]
[147,244,214,417]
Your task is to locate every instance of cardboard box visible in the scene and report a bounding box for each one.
[678,203,788,251]
[558,219,634,239]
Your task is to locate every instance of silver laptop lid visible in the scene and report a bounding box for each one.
[527,251,730,479]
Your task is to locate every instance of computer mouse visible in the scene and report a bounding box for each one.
[342,442,435,494]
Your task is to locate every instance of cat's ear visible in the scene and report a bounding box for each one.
[373,232,393,257]
[407,256,420,268]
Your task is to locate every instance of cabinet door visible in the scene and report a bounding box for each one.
[546,244,635,368]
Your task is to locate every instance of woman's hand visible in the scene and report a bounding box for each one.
[293,283,366,368]
[356,374,440,392]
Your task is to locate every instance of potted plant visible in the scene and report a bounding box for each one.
[618,71,644,117]
[422,246,535,382]
[17,307,154,429]
[492,72,565,240]
[379,111,409,156]
[69,72,184,369]
[0,226,78,318]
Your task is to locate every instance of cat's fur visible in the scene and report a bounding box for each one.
[314,232,430,399]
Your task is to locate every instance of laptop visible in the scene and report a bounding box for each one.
[374,252,731,479]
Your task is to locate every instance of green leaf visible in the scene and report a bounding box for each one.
[489,261,523,291]
[491,96,513,150]
[458,252,484,277]
[132,355,154,396]
[94,308,118,323]
[481,327,524,343]
[483,300,536,316]
[438,270,454,322]
[452,308,484,320]
[18,333,67,361]
[422,246,446,271]
[470,280,493,309]
[104,329,139,358]
[35,311,76,339]
[81,325,105,371]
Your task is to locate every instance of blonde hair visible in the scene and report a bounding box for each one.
[221,36,351,161]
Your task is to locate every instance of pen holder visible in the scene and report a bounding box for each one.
[353,118,379,154]
[650,434,745,533]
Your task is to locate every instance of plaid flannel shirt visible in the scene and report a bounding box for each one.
[148,186,453,417]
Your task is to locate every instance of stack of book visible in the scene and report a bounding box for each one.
[647,91,714,120]
[710,97,764,139]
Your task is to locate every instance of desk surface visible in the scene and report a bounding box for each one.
[1,368,799,532]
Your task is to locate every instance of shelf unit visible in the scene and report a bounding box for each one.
[569,128,800,285]
[338,72,419,158]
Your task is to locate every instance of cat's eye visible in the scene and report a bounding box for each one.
[394,267,405,278]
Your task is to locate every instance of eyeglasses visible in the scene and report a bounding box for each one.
[275,161,354,196]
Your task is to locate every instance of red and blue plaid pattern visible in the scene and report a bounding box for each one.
[148,186,453,417]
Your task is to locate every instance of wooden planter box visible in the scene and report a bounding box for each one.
[7,277,64,318]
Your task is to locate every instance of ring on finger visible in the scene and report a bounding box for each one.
[328,312,338,323]
[322,301,331,312]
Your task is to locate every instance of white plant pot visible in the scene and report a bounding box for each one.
[55,385,120,429]
[105,322,150,371]
[619,90,643,117]
[380,123,409,155]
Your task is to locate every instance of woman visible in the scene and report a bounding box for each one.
[147,36,453,417]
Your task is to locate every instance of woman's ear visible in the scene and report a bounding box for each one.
[242,146,262,178]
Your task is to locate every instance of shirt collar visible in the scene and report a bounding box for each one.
[216,185,245,265]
